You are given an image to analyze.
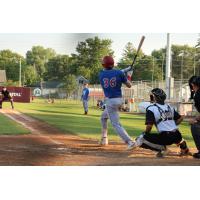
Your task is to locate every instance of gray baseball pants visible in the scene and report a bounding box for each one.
[83,100,88,112]
[100,98,132,144]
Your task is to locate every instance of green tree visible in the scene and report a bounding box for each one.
[196,35,200,49]
[73,36,114,83]
[170,45,196,79]
[61,74,77,98]
[26,46,56,82]
[0,50,26,82]
[119,42,144,68]
[151,48,166,80]
[76,66,91,80]
[118,43,162,81]
[24,65,38,86]
[195,35,200,75]
[151,45,197,80]
[46,55,72,81]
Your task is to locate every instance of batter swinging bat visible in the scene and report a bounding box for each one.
[122,35,145,74]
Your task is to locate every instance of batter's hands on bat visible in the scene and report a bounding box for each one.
[121,66,133,81]
[121,66,132,73]
[127,70,133,81]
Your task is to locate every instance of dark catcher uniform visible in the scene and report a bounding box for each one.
[0,89,14,109]
[191,89,200,156]
[188,76,200,158]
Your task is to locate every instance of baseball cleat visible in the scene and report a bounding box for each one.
[127,141,140,150]
[179,148,192,156]
[156,148,169,158]
[193,152,200,159]
[99,137,108,146]
[135,133,144,146]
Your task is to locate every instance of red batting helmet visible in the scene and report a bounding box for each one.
[102,56,114,69]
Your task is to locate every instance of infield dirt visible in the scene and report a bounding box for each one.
[0,109,199,166]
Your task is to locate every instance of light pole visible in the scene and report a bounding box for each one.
[161,53,165,82]
[165,33,171,99]
[178,51,185,101]
[194,54,196,75]
[181,52,184,87]
[152,56,155,88]
[19,58,22,87]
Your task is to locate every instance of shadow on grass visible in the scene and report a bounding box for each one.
[24,112,145,138]
[33,109,101,118]
[31,107,146,120]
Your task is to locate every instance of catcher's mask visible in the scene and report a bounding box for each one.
[150,88,167,104]
[102,56,114,69]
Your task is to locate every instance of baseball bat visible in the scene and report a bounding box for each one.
[121,35,145,74]
[130,35,145,68]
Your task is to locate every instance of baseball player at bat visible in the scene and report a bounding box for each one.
[134,88,191,157]
[99,56,139,150]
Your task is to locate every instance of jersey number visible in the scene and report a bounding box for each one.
[103,77,116,88]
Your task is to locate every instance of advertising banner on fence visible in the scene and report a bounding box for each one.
[0,86,31,103]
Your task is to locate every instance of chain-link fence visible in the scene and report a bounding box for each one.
[131,79,190,102]
[30,79,196,115]
[30,80,191,102]
[30,79,192,113]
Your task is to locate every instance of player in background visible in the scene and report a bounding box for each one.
[188,76,200,158]
[99,56,137,150]
[134,88,190,157]
[0,87,14,109]
[81,83,90,115]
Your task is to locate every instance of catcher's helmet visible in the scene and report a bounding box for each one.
[150,88,167,103]
[102,56,114,69]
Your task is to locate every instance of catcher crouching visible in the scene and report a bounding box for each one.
[0,87,14,109]
[134,88,191,158]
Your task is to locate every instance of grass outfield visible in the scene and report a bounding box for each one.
[0,113,30,135]
[3,99,195,147]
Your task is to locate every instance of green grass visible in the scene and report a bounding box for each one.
[0,113,30,135]
[4,99,195,147]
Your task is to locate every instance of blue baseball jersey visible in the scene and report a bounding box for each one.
[99,69,127,98]
[82,88,89,100]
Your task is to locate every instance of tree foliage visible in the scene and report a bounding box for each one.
[152,45,197,79]
[24,65,38,86]
[0,50,26,81]
[74,36,114,83]
[118,42,162,81]
[26,46,56,80]
[46,55,72,81]
[1,36,200,89]
[60,74,77,97]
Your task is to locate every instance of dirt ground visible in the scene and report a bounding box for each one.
[0,109,199,166]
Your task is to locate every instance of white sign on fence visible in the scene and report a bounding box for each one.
[33,88,42,97]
